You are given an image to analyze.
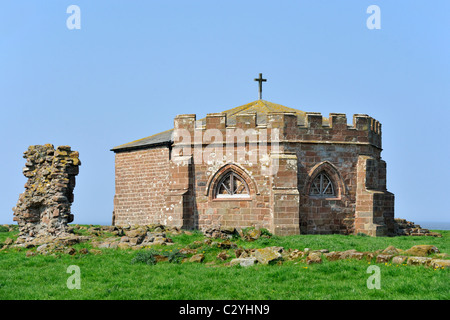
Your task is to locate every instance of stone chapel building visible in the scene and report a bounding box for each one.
[111,99,395,237]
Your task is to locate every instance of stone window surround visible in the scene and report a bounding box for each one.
[215,171,250,199]
[206,163,257,202]
[304,161,345,200]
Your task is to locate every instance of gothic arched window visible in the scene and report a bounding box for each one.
[310,172,335,196]
[215,171,250,199]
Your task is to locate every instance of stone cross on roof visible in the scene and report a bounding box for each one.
[254,73,267,100]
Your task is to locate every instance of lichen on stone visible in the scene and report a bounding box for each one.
[13,144,81,243]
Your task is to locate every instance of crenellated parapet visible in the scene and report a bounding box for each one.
[172,111,383,149]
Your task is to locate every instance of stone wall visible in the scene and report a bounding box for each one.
[13,144,80,242]
[113,111,395,236]
[113,146,170,225]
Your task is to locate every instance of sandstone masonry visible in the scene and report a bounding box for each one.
[13,144,80,242]
[111,100,396,236]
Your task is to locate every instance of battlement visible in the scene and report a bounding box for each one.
[173,111,382,149]
[174,114,196,131]
[352,114,381,134]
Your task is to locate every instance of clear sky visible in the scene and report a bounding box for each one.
[1,1,449,225]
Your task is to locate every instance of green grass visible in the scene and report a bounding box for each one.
[0,227,449,300]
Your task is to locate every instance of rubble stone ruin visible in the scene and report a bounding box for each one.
[13,144,80,242]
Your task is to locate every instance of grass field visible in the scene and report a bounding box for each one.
[0,226,449,300]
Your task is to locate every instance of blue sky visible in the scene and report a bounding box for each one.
[1,1,449,225]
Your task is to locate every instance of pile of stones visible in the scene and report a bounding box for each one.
[394,219,442,237]
[226,244,449,269]
[5,233,91,256]
[0,224,185,255]
[202,225,266,241]
[202,226,238,239]
[2,220,448,270]
[91,224,179,250]
[228,246,285,267]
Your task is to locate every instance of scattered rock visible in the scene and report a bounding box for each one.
[246,229,261,241]
[405,245,440,257]
[382,246,401,255]
[26,250,36,257]
[394,219,442,237]
[363,252,375,261]
[324,251,342,261]
[58,235,90,246]
[430,259,450,269]
[213,240,237,250]
[216,251,230,261]
[203,226,237,239]
[267,246,284,253]
[65,247,76,255]
[142,232,173,246]
[95,242,111,249]
[349,252,365,260]
[238,251,250,258]
[36,244,50,252]
[236,228,245,238]
[125,228,147,239]
[392,256,408,264]
[118,243,131,250]
[179,248,197,255]
[253,247,282,265]
[407,257,433,266]
[230,258,257,267]
[376,254,393,264]
[189,254,205,263]
[235,248,245,258]
[153,255,169,263]
[288,249,304,260]
[306,252,322,264]
[339,250,358,260]
[220,226,236,234]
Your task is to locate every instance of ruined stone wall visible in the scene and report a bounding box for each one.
[13,144,80,241]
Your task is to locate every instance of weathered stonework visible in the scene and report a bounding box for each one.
[13,144,80,242]
[394,219,441,237]
[111,100,396,236]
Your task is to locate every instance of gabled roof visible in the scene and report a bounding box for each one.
[111,129,174,152]
[111,100,315,152]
